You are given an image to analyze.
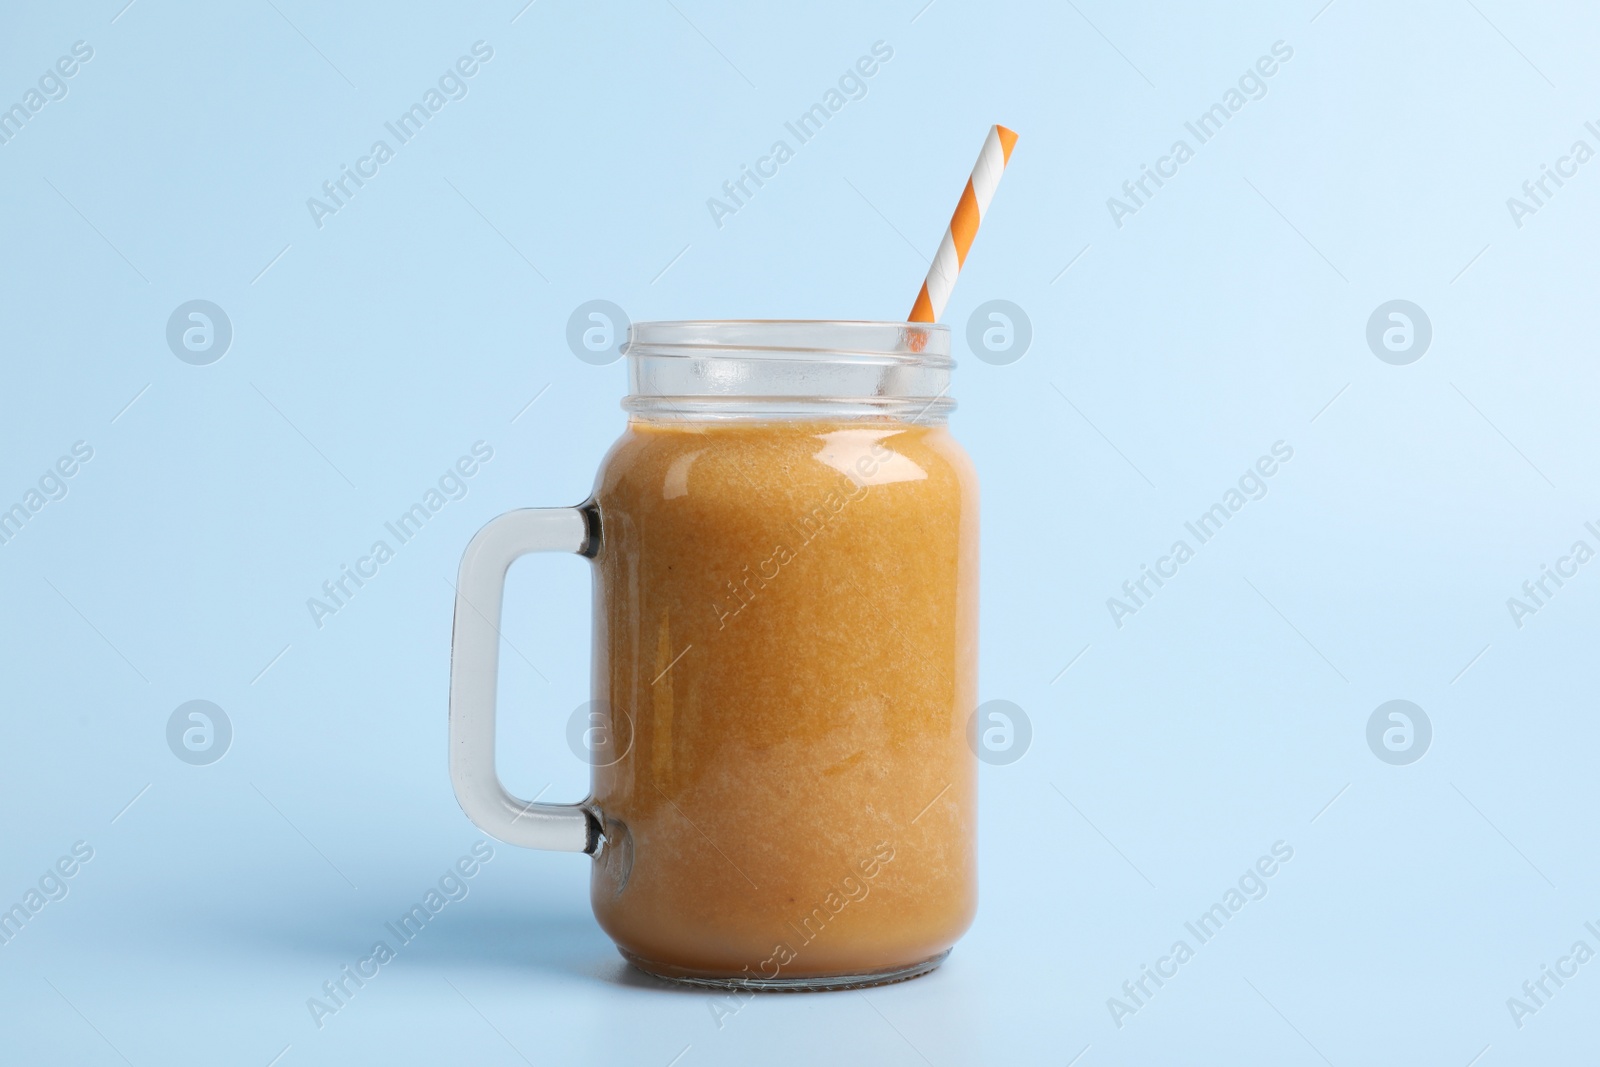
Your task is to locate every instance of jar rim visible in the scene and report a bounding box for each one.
[623,320,955,422]
[626,319,952,365]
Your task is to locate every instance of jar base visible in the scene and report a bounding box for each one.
[620,948,950,992]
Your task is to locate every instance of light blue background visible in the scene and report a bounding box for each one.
[2,1,1597,1064]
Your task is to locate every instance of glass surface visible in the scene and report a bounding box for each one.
[575,321,977,985]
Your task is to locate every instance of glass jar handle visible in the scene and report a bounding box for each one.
[448,506,600,853]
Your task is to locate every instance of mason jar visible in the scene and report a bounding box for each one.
[449,320,978,989]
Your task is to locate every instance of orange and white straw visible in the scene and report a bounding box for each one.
[908,124,1018,324]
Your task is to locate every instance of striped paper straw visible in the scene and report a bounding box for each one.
[908,124,1018,324]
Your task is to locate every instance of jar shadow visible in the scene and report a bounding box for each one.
[388,907,623,983]
[205,903,627,985]
[427,910,741,995]
[346,907,704,993]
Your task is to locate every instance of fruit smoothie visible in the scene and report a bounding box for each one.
[587,417,978,981]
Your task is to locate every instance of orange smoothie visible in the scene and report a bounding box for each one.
[587,416,979,982]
